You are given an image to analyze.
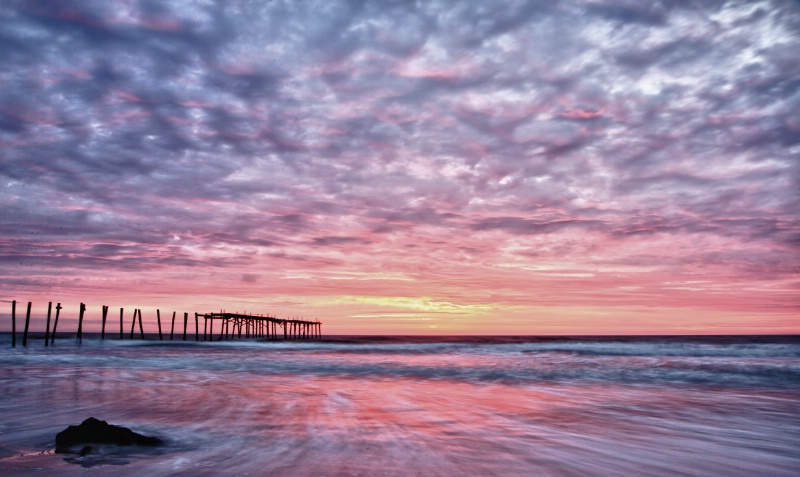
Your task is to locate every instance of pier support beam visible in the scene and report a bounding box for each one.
[101,305,108,340]
[77,303,85,344]
[44,302,52,347]
[137,309,145,340]
[22,302,32,347]
[51,303,61,345]
[11,300,16,348]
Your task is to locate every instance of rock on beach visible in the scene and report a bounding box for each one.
[55,417,163,454]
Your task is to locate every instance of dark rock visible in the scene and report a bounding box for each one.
[55,417,163,453]
[79,445,92,456]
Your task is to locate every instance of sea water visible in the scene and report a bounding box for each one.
[0,335,798,476]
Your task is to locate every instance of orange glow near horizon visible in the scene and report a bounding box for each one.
[3,282,798,336]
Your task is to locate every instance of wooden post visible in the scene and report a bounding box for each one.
[119,308,124,339]
[77,303,86,343]
[170,311,176,340]
[157,309,163,340]
[204,316,208,341]
[44,302,53,347]
[51,303,61,345]
[195,313,199,341]
[183,312,188,341]
[137,309,145,340]
[101,305,108,339]
[22,302,32,347]
[130,308,137,339]
[11,300,16,348]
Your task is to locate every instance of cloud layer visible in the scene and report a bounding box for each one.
[1,0,798,333]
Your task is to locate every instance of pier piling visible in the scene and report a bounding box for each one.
[137,309,145,340]
[129,309,137,339]
[101,305,108,339]
[51,303,61,345]
[157,310,163,340]
[11,300,16,348]
[77,303,86,343]
[22,302,32,347]
[44,302,52,347]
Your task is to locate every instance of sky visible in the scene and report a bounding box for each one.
[1,0,799,335]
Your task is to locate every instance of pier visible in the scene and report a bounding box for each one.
[3,300,322,347]
[198,312,321,341]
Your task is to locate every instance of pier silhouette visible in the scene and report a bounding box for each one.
[198,312,321,341]
[4,300,322,347]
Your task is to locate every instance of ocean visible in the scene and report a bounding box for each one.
[1,335,798,476]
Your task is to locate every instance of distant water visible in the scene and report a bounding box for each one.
[1,335,798,476]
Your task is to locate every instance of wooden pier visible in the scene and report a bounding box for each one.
[198,312,321,341]
[4,300,322,347]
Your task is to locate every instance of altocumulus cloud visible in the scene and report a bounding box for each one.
[0,0,798,318]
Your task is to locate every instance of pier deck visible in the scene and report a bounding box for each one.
[198,312,321,341]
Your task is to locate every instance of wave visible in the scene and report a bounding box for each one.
[2,337,799,390]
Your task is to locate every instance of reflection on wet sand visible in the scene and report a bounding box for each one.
[1,338,798,476]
